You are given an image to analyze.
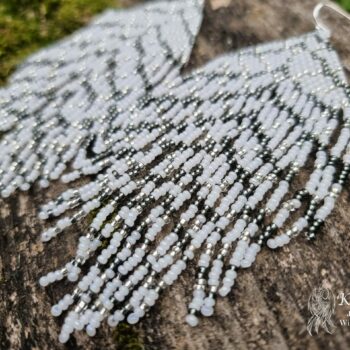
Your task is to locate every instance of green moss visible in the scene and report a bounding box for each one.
[0,0,119,85]
[336,0,350,11]
[85,207,101,226]
[113,323,144,350]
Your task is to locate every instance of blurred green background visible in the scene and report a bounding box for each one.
[0,0,349,85]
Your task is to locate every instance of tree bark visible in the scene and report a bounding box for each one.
[1,0,350,349]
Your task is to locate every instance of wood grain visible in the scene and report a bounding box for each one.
[1,0,350,349]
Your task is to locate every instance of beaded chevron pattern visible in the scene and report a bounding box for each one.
[2,1,350,345]
[0,0,204,195]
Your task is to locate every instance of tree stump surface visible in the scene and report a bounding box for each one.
[1,0,350,349]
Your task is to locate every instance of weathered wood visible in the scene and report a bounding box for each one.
[1,0,350,349]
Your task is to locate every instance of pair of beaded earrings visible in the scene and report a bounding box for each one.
[1,0,350,344]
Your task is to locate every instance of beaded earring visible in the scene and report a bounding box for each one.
[3,0,350,345]
[0,0,204,196]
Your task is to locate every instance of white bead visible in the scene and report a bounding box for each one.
[267,239,277,249]
[86,325,96,337]
[51,305,62,317]
[185,314,199,327]
[201,305,214,317]
[39,276,49,287]
[58,332,70,344]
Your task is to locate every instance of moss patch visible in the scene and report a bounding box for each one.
[0,0,120,85]
[113,323,144,350]
[336,0,350,11]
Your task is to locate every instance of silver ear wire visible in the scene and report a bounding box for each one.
[313,1,350,34]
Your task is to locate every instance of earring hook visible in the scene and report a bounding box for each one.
[313,1,350,34]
